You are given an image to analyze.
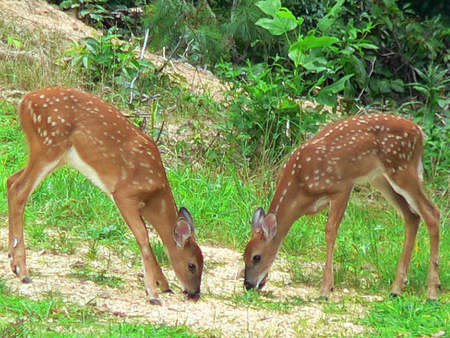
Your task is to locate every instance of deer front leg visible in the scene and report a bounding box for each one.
[114,192,171,305]
[320,188,352,298]
[7,169,24,260]
[7,162,54,283]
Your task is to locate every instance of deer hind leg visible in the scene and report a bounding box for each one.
[384,170,441,300]
[7,157,60,282]
[371,176,420,296]
[113,190,170,305]
[320,186,352,298]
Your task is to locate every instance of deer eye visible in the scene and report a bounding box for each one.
[188,263,196,272]
[252,255,261,264]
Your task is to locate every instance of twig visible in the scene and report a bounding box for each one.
[0,46,39,63]
[155,37,184,74]
[356,57,376,101]
[129,27,150,104]
[155,120,165,145]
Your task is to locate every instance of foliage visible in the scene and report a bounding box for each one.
[49,0,147,34]
[142,0,228,66]
[399,64,449,184]
[58,0,111,27]
[217,59,329,165]
[397,0,450,19]
[65,27,155,104]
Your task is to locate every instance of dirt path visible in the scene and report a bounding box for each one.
[0,227,374,337]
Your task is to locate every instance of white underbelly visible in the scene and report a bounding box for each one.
[354,166,384,185]
[65,147,114,199]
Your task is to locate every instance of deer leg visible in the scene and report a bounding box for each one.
[320,186,352,298]
[7,159,58,282]
[371,176,420,296]
[113,191,170,305]
[7,169,24,258]
[386,171,441,300]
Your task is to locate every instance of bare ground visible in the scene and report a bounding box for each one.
[0,227,377,337]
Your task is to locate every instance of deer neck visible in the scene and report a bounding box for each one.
[267,193,302,248]
[141,188,180,252]
[266,168,323,249]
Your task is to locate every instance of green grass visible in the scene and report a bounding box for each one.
[362,295,449,336]
[0,278,195,337]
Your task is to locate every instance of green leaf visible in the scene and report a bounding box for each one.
[82,56,89,69]
[317,17,333,33]
[316,74,354,106]
[289,34,339,52]
[351,56,368,85]
[256,12,297,35]
[378,79,391,94]
[327,0,346,17]
[300,35,339,49]
[288,35,338,66]
[318,0,345,32]
[390,79,404,93]
[84,38,99,54]
[315,91,336,106]
[255,0,281,17]
[322,74,354,94]
[438,98,450,108]
[276,8,297,23]
[357,43,379,50]
[287,46,304,68]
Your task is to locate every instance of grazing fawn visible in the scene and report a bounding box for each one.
[7,88,203,305]
[243,114,440,299]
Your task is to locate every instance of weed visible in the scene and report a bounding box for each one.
[65,27,155,97]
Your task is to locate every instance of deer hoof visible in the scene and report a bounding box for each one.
[148,298,162,306]
[21,276,32,283]
[319,294,329,301]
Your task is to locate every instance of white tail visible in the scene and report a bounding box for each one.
[243,114,440,300]
[7,87,203,305]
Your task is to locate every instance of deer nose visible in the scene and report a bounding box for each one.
[244,280,255,290]
[184,289,200,301]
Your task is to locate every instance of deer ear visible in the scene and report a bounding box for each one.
[174,219,193,248]
[261,213,277,241]
[251,207,266,231]
[178,207,194,226]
